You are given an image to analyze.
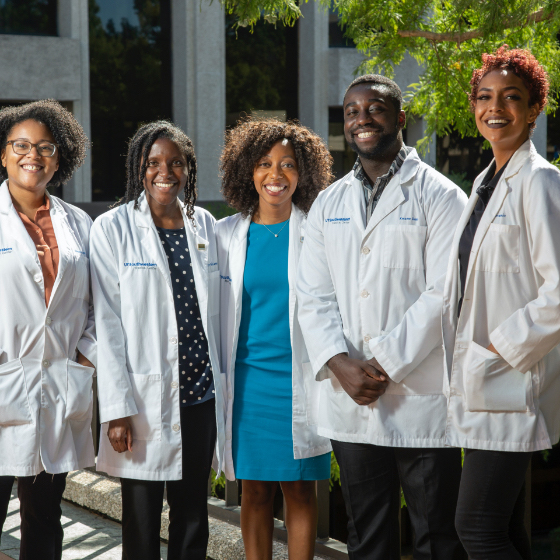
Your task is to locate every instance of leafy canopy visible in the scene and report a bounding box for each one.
[220,0,560,149]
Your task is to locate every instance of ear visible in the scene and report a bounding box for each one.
[528,104,540,126]
[0,148,5,168]
[398,110,406,130]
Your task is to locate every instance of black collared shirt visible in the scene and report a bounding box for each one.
[157,226,214,406]
[458,161,509,313]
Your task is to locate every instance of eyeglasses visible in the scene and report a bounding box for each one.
[6,139,57,157]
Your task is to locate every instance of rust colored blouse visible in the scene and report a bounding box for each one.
[16,196,59,306]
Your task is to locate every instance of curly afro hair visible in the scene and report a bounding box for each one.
[118,120,197,220]
[220,118,333,217]
[0,99,89,187]
[469,45,549,130]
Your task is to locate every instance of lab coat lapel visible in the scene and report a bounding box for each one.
[342,176,366,233]
[134,193,172,290]
[230,215,250,310]
[47,196,73,304]
[183,204,209,310]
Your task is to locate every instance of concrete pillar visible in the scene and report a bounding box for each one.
[298,0,329,142]
[532,112,547,158]
[58,0,92,202]
[171,0,225,201]
[406,116,436,167]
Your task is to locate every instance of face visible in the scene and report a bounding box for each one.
[143,138,188,208]
[253,140,299,211]
[343,83,406,160]
[474,69,539,151]
[1,119,59,196]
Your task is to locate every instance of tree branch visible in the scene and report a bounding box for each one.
[397,8,553,44]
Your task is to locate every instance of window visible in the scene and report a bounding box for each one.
[0,0,57,36]
[89,0,172,201]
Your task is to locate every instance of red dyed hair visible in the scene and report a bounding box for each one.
[469,45,549,129]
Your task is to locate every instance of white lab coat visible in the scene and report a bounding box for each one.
[442,140,560,452]
[216,205,331,481]
[297,150,467,446]
[90,193,225,480]
[0,181,96,476]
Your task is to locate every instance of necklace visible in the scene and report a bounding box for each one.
[258,219,289,238]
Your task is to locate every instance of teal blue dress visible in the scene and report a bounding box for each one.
[232,220,331,481]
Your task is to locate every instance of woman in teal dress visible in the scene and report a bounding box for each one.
[217,118,334,560]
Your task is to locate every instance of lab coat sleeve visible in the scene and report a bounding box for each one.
[490,167,560,373]
[369,177,468,383]
[90,220,138,423]
[296,199,348,378]
[77,222,97,367]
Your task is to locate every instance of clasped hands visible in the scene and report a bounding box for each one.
[327,353,389,406]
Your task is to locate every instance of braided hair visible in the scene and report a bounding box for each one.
[0,99,89,187]
[119,120,197,220]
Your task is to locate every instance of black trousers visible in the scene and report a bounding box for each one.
[455,449,532,560]
[331,440,466,560]
[121,398,217,560]
[0,475,15,543]
[16,471,68,560]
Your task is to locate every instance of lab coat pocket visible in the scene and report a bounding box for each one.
[475,224,520,273]
[383,225,427,270]
[129,373,162,441]
[464,341,532,412]
[72,254,90,302]
[65,359,95,422]
[302,362,320,426]
[0,359,32,425]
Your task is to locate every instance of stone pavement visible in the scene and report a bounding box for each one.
[0,482,167,560]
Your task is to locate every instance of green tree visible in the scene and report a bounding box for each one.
[220,0,560,150]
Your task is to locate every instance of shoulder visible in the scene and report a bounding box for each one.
[52,197,93,228]
[192,205,216,228]
[523,152,560,184]
[312,171,354,208]
[414,162,467,202]
[91,204,131,237]
[215,212,244,239]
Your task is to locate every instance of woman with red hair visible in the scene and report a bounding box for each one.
[441,46,560,559]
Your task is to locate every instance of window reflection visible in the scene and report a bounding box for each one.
[0,0,57,36]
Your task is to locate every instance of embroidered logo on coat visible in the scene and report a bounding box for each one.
[325,217,350,224]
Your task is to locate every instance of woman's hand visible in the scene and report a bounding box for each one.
[76,351,95,370]
[107,417,133,453]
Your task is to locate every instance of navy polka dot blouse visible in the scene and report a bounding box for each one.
[157,227,215,407]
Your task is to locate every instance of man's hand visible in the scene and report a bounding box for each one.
[107,417,133,453]
[366,356,387,376]
[327,353,389,406]
[76,351,95,370]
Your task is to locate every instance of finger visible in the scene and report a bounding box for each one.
[353,396,378,406]
[126,427,133,452]
[362,363,386,381]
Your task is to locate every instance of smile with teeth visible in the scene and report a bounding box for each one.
[154,182,175,188]
[487,119,509,124]
[22,164,42,171]
[265,184,287,192]
[356,131,377,139]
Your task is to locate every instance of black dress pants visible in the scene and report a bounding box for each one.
[16,471,68,560]
[455,449,532,560]
[331,440,466,560]
[0,476,15,543]
[121,399,217,560]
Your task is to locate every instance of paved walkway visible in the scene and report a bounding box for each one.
[0,484,167,560]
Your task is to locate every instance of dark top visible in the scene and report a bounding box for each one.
[157,226,214,406]
[458,161,509,314]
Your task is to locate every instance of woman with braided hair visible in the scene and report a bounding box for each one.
[90,121,225,560]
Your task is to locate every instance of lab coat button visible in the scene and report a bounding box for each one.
[170,337,177,344]
[364,335,371,343]
[361,247,370,255]
[34,274,42,283]
[361,290,369,298]
[46,316,53,325]
[171,382,178,389]
[42,360,50,367]
[172,424,180,432]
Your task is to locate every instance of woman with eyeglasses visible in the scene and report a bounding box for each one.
[0,99,95,560]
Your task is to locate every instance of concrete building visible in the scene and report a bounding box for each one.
[0,0,549,203]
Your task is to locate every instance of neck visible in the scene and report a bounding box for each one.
[8,181,47,221]
[253,199,292,225]
[148,197,184,228]
[491,135,528,173]
[359,140,403,185]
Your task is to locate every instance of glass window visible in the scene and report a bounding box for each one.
[0,0,57,36]
[226,16,298,127]
[328,108,355,180]
[89,0,172,201]
[329,8,353,48]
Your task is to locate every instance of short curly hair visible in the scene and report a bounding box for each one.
[0,99,89,187]
[118,121,197,220]
[469,45,549,130]
[220,118,333,217]
[345,74,403,113]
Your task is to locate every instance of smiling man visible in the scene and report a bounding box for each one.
[297,75,468,559]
